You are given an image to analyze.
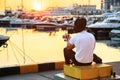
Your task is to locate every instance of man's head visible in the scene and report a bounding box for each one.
[74,17,87,33]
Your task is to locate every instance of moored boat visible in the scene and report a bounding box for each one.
[87,17,120,40]
[0,35,9,47]
[109,27,120,41]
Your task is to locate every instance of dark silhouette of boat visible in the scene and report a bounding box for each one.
[0,35,9,47]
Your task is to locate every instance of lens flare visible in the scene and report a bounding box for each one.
[33,1,41,11]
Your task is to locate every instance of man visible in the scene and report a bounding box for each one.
[63,17,102,66]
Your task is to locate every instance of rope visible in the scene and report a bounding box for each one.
[6,45,9,62]
[22,27,26,64]
[1,27,37,64]
[8,40,36,63]
[9,40,20,64]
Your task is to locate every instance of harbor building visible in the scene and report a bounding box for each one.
[103,0,120,11]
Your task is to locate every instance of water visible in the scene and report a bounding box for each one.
[0,28,120,67]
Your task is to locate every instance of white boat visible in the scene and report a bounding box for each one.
[87,17,120,29]
[100,12,114,17]
[109,27,120,41]
[0,16,11,27]
[10,17,74,31]
[87,17,120,40]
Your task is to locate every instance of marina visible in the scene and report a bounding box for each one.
[0,0,120,79]
[0,10,120,69]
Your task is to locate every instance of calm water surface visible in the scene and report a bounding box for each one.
[0,28,120,67]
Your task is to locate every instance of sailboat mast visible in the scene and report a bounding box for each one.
[82,0,84,5]
[88,0,90,5]
[21,0,23,10]
[4,0,6,10]
[41,0,42,10]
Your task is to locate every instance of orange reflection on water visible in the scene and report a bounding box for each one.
[0,29,120,67]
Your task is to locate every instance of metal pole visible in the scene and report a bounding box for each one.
[82,0,84,5]
[101,0,103,10]
[21,0,23,10]
[88,0,90,5]
[4,0,6,10]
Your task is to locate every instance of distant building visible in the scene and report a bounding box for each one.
[112,0,120,11]
[72,5,100,15]
[103,0,120,11]
[40,5,101,16]
[41,7,71,16]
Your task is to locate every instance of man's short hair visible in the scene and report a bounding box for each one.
[74,17,87,33]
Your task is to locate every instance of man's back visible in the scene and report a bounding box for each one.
[69,31,95,63]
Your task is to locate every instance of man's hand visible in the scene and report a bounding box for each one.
[62,33,70,41]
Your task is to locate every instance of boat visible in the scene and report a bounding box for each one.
[87,17,120,40]
[0,16,11,27]
[0,35,9,47]
[10,17,74,32]
[34,22,59,31]
[108,27,120,47]
[109,27,120,41]
[100,12,114,18]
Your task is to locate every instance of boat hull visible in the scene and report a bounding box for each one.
[0,36,9,47]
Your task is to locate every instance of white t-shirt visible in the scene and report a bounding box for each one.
[69,31,95,63]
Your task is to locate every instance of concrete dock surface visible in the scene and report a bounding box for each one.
[0,62,120,80]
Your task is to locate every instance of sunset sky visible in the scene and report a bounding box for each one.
[0,0,101,11]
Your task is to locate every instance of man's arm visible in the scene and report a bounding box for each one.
[63,33,75,50]
[66,41,75,50]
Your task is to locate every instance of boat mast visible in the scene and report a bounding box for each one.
[41,0,42,10]
[21,0,23,10]
[4,0,6,10]
[88,0,90,5]
[82,0,84,5]
[101,0,104,10]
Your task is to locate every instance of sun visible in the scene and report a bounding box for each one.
[33,1,41,11]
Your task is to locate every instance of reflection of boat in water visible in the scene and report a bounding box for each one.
[0,35,9,47]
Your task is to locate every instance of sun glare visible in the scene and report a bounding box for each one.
[33,1,41,11]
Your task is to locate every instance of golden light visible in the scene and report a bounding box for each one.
[33,1,41,11]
